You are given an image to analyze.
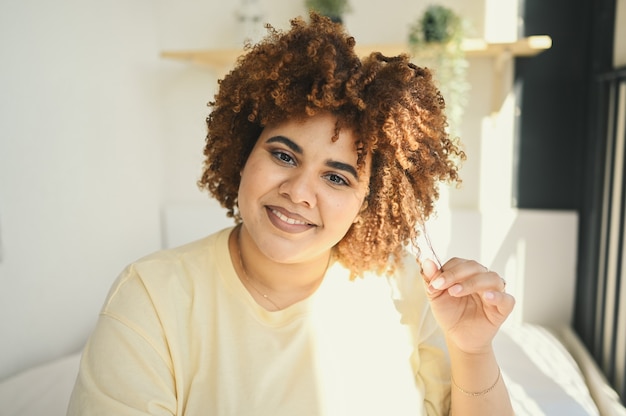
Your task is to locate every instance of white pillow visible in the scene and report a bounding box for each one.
[0,352,80,416]
[495,323,600,415]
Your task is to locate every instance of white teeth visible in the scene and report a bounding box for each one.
[271,208,308,225]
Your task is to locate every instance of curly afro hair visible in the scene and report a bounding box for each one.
[198,12,465,277]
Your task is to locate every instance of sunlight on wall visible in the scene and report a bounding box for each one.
[484,0,519,42]
[479,92,517,210]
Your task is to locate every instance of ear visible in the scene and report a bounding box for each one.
[359,198,369,213]
[353,201,368,224]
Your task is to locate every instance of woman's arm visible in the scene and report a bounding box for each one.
[447,343,512,415]
[422,258,515,416]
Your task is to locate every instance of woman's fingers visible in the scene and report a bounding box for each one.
[426,258,505,297]
[483,289,516,320]
[444,270,503,297]
[421,258,440,283]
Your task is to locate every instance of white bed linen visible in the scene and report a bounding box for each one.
[494,323,600,415]
[0,353,80,416]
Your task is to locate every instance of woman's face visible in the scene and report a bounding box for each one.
[238,112,370,265]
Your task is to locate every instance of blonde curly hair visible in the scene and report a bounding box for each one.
[198,12,465,277]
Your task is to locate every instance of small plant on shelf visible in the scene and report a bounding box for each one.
[408,5,470,138]
[409,4,463,44]
[304,0,351,23]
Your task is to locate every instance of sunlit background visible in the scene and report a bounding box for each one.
[1,0,625,414]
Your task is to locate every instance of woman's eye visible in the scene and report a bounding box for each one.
[326,173,348,186]
[273,151,295,165]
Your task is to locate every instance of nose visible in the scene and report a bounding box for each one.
[278,170,317,207]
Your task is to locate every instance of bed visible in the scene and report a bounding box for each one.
[1,323,624,416]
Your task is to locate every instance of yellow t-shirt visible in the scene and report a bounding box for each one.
[67,227,450,415]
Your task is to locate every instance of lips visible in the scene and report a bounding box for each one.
[266,206,316,231]
[271,208,309,225]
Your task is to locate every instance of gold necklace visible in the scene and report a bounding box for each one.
[236,229,282,311]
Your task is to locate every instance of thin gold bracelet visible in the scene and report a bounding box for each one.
[452,366,501,397]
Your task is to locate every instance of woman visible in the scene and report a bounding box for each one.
[68,12,515,415]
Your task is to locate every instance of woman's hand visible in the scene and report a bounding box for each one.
[422,258,515,354]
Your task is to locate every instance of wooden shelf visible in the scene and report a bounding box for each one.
[459,35,552,57]
[161,35,551,114]
[161,36,552,71]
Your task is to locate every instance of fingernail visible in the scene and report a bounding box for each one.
[484,291,495,301]
[431,277,445,289]
[448,284,462,295]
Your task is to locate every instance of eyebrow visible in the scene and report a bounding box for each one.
[266,135,359,180]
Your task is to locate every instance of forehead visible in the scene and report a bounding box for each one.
[261,113,356,148]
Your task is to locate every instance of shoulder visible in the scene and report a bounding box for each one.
[132,226,232,280]
[135,226,232,268]
[104,227,233,310]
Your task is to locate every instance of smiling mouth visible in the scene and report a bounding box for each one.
[269,207,314,226]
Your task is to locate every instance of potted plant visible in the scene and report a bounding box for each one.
[408,5,469,138]
[409,4,463,44]
[305,0,351,23]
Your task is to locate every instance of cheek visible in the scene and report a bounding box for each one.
[238,157,282,212]
[327,194,366,229]
[237,161,262,214]
[239,156,266,192]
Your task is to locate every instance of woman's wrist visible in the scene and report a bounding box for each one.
[446,340,501,393]
[445,335,495,357]
[452,365,501,396]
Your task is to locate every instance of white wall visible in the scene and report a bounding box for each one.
[0,0,163,379]
[0,0,578,381]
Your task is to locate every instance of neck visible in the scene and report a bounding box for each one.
[229,225,330,309]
